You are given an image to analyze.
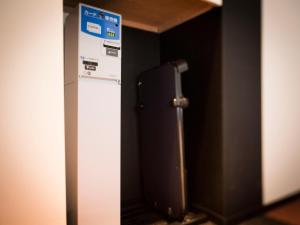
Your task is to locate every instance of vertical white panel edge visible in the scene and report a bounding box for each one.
[262,0,300,205]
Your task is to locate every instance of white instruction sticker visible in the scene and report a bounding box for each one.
[87,22,101,34]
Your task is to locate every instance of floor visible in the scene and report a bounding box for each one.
[122,197,300,225]
[202,197,300,225]
[265,198,300,225]
[239,197,300,225]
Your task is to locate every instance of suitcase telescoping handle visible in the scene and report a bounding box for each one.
[171,59,189,109]
[172,59,189,74]
[172,97,189,109]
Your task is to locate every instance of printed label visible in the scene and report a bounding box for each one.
[87,22,101,34]
[106,48,118,57]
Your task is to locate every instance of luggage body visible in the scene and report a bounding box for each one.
[138,60,189,219]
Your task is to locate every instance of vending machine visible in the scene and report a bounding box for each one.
[64,3,121,225]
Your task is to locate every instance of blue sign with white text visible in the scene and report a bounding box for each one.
[81,5,121,40]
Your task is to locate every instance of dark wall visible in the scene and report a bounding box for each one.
[121,27,160,204]
[161,0,262,222]
[160,9,223,215]
[222,0,262,220]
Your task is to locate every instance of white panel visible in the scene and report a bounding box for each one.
[262,0,300,205]
[78,78,120,225]
[0,0,66,225]
[64,4,121,224]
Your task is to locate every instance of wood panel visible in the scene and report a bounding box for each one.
[64,0,218,33]
[266,198,300,225]
[102,0,214,33]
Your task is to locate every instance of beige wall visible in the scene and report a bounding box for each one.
[262,0,300,204]
[0,1,66,225]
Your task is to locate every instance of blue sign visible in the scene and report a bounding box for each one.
[81,5,121,40]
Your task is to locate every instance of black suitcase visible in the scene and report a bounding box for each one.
[138,60,189,219]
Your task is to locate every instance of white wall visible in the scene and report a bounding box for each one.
[262,0,300,204]
[0,1,66,225]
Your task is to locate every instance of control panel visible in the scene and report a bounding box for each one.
[79,4,121,81]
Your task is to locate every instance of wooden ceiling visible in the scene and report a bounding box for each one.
[64,0,220,33]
